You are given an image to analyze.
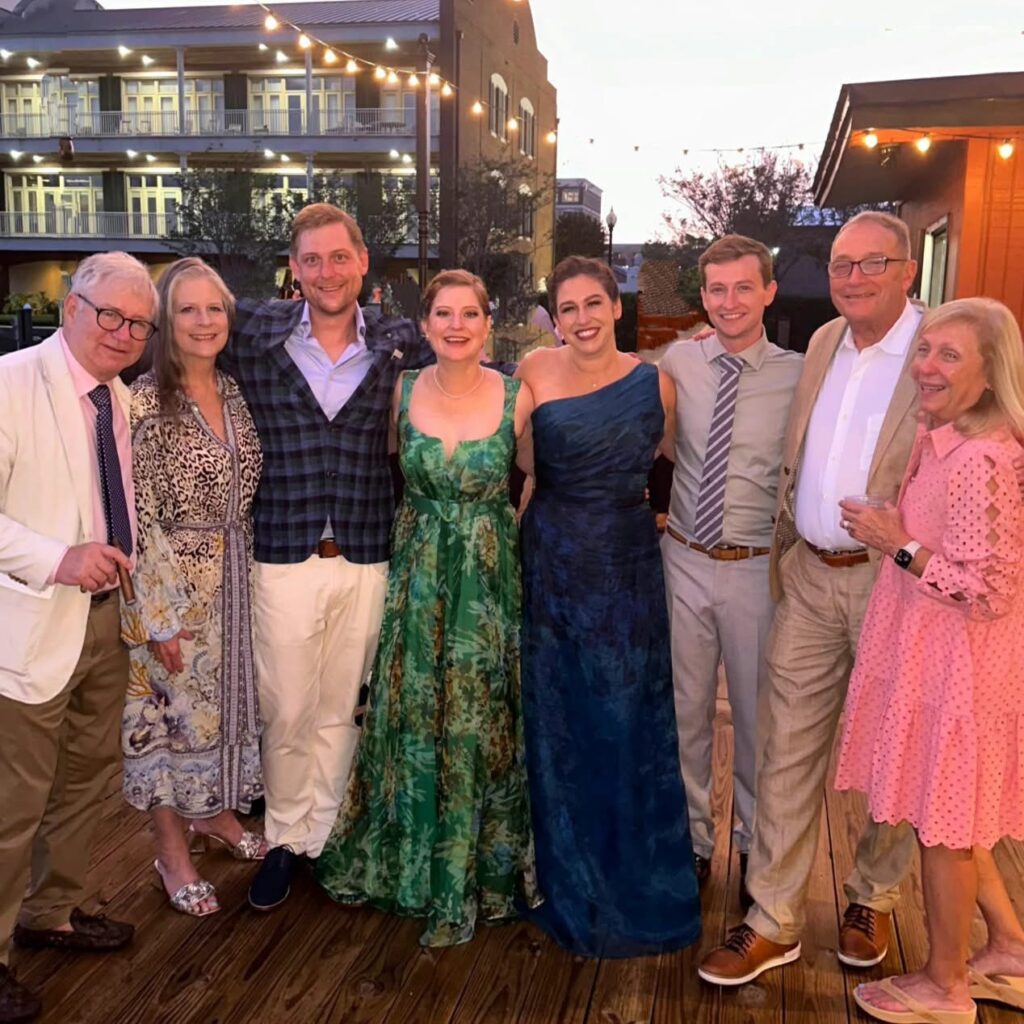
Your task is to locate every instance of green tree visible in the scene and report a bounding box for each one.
[167,163,295,298]
[554,211,606,263]
[659,151,814,284]
[455,156,552,325]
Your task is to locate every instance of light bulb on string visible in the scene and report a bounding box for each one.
[386,70,399,84]
[346,58,359,73]
[862,131,879,149]
[264,14,278,30]
[324,49,337,64]
[428,73,440,87]
[408,73,419,87]
[914,135,931,153]
[998,139,1015,160]
[298,34,311,50]
[374,66,386,80]
[471,100,483,115]
[441,82,453,98]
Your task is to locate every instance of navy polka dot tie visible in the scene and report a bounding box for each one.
[88,384,133,558]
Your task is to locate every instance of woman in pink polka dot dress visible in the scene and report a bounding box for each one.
[834,297,1024,1024]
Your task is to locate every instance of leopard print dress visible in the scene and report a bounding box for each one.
[121,371,263,816]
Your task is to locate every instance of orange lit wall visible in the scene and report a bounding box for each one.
[957,139,1024,327]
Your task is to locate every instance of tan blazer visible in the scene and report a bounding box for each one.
[768,302,925,601]
[0,331,131,704]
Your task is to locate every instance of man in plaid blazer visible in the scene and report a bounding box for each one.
[219,204,434,910]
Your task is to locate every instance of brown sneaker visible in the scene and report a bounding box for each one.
[0,965,41,1024]
[838,903,890,968]
[698,924,801,986]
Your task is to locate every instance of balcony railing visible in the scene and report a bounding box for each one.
[0,210,178,239]
[0,107,432,139]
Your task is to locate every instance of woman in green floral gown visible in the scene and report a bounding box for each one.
[316,270,539,946]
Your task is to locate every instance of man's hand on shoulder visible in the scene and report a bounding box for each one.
[54,542,130,592]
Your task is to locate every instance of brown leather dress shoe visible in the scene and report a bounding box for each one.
[0,965,41,1024]
[12,908,133,953]
[698,923,801,986]
[838,903,890,968]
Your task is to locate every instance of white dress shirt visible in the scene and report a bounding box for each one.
[794,300,922,550]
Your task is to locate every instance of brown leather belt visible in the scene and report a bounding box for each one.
[316,538,341,559]
[666,524,770,561]
[805,541,870,568]
[90,589,115,606]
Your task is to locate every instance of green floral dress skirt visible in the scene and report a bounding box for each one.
[316,371,540,946]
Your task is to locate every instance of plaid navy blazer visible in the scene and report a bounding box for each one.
[221,298,434,564]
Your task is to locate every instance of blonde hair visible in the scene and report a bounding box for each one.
[699,234,774,286]
[151,257,236,413]
[919,297,1024,439]
[420,269,490,319]
[290,202,366,255]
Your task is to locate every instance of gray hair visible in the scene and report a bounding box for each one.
[833,211,912,259]
[70,252,159,316]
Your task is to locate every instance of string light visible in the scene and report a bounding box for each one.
[251,2,459,97]
[25,57,41,69]
[914,134,931,153]
[471,101,483,115]
[408,73,419,87]
[546,130,557,143]
[141,55,154,66]
[998,140,1015,159]
[275,50,287,63]
[428,72,440,87]
[862,131,879,149]
[507,116,518,132]
[117,45,132,57]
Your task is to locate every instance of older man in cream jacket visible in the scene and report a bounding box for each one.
[0,252,156,1024]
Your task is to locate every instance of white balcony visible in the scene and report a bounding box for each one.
[0,107,434,139]
[0,209,178,239]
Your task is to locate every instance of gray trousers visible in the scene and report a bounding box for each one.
[661,534,775,861]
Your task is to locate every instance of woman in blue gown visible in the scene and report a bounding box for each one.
[515,256,701,958]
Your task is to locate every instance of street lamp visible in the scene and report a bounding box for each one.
[605,206,617,265]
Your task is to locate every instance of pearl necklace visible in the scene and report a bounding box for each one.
[433,365,486,400]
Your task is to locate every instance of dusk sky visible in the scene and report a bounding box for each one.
[102,0,1024,241]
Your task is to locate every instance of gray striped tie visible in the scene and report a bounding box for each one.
[693,354,744,548]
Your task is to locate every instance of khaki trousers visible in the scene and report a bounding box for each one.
[253,554,387,858]
[0,598,128,964]
[745,540,916,945]
[661,535,775,860]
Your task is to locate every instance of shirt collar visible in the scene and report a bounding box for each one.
[294,301,367,351]
[840,300,918,357]
[921,420,971,461]
[701,329,769,370]
[59,330,104,400]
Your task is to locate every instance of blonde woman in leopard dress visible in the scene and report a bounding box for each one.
[122,258,264,916]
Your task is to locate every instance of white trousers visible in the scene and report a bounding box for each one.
[253,554,387,857]
[661,535,775,860]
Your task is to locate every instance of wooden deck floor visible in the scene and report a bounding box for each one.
[15,699,1024,1024]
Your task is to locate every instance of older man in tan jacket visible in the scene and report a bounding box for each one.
[699,211,922,986]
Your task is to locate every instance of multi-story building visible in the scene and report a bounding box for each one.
[555,177,602,222]
[0,0,556,300]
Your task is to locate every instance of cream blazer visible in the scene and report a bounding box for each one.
[0,331,131,703]
[768,303,926,601]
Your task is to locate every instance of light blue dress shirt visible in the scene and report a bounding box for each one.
[284,302,373,420]
[284,302,374,541]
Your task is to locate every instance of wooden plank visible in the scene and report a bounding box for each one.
[584,952,659,1024]
[448,920,547,1023]
[515,938,599,1024]
[384,925,496,1024]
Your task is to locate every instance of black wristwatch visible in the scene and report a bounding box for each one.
[893,541,921,570]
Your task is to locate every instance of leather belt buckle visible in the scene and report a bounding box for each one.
[317,538,341,559]
[806,541,870,568]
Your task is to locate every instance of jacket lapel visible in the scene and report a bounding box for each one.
[867,303,925,482]
[39,333,93,537]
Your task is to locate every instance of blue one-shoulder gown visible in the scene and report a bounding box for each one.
[520,363,701,958]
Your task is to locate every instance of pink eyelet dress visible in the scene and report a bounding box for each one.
[835,422,1024,850]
